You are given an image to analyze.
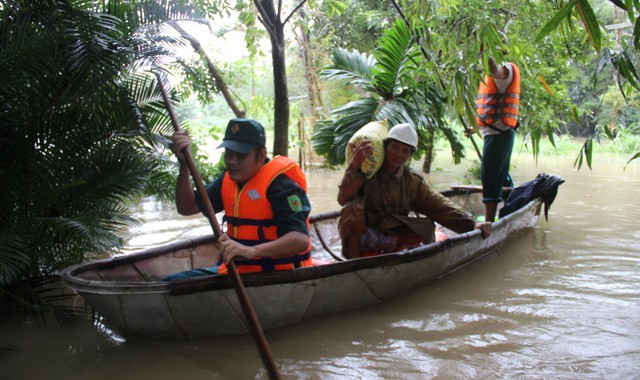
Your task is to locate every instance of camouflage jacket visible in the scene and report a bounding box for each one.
[338,165,476,239]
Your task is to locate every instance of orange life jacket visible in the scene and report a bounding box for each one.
[218,156,312,274]
[476,63,520,129]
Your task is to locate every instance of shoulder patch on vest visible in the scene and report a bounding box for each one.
[287,195,302,211]
[246,189,262,200]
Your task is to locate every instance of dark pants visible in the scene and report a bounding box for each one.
[482,129,515,204]
[162,266,219,281]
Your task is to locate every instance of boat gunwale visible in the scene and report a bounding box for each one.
[61,197,541,295]
[170,198,538,294]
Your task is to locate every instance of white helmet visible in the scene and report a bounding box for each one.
[386,123,418,150]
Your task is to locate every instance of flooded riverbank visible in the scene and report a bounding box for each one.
[1,153,639,379]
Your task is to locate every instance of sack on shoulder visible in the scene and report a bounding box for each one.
[338,196,367,240]
[345,121,387,179]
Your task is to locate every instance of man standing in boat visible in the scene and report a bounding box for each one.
[475,32,520,223]
[167,118,312,278]
[338,123,492,259]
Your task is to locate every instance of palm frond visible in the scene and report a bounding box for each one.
[0,234,31,285]
[0,274,89,325]
[312,17,460,166]
[372,19,422,99]
[312,98,380,164]
[97,0,204,26]
[320,48,377,92]
[436,122,466,164]
[0,0,184,283]
[374,99,417,126]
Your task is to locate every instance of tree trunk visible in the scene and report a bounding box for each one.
[292,11,323,167]
[254,0,295,157]
[422,131,435,173]
[171,22,246,118]
[270,24,289,156]
[295,11,323,121]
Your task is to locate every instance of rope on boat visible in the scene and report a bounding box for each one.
[462,191,472,213]
[313,222,345,262]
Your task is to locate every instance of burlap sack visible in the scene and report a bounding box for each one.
[345,120,387,179]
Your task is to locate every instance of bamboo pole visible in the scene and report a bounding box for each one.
[155,72,280,380]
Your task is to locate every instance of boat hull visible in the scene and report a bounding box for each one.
[62,193,542,339]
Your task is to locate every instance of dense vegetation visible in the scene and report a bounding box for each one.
[0,0,198,311]
[1,0,638,313]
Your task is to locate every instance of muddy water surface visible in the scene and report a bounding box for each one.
[1,153,639,379]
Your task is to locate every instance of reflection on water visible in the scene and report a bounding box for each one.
[2,154,640,379]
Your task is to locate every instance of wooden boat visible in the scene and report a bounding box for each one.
[62,187,543,339]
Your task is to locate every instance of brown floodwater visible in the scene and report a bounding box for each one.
[1,152,639,379]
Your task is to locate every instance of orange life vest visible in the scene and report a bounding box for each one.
[218,156,312,274]
[476,63,520,129]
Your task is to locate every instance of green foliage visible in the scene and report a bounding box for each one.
[599,122,640,156]
[532,0,640,167]
[575,138,594,170]
[179,54,224,105]
[464,160,482,183]
[625,151,640,169]
[313,98,380,164]
[235,0,267,58]
[597,86,640,129]
[400,0,640,170]
[371,17,417,98]
[308,0,397,53]
[188,125,227,184]
[0,0,188,285]
[537,0,602,51]
[535,2,575,42]
[312,20,464,166]
[293,0,400,124]
[320,49,377,92]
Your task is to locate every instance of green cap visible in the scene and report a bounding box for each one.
[217,118,266,154]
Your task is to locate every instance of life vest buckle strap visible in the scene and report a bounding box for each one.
[225,216,277,227]
[235,251,312,271]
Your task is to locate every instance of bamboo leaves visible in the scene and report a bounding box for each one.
[532,0,639,169]
[613,51,640,94]
[574,138,593,170]
[535,1,574,42]
[625,152,640,170]
[536,1,601,52]
[635,17,640,49]
[537,74,555,96]
[575,0,601,51]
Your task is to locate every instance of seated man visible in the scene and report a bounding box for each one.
[165,118,312,280]
[337,123,492,259]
